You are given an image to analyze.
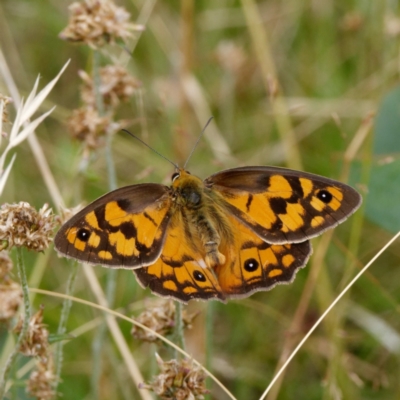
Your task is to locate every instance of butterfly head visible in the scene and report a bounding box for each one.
[171,168,205,209]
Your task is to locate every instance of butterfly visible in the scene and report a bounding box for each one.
[55,165,361,303]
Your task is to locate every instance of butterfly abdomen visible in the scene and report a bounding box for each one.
[172,171,235,268]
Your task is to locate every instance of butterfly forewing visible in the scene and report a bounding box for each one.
[55,184,172,268]
[205,166,362,244]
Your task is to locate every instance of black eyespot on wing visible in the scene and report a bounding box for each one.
[193,270,206,282]
[317,190,333,203]
[244,258,259,272]
[77,228,91,242]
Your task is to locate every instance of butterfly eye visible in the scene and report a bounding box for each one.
[317,189,333,203]
[171,172,180,182]
[77,228,91,242]
[244,258,259,272]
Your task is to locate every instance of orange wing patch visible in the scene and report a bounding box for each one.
[134,214,225,302]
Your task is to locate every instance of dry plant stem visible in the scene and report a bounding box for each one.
[265,233,333,400]
[90,49,119,399]
[322,132,371,397]
[267,115,370,399]
[0,247,31,397]
[259,231,400,400]
[82,265,153,400]
[29,286,237,400]
[54,262,78,391]
[240,0,302,170]
[205,301,214,393]
[146,12,233,164]
[92,50,105,116]
[174,301,186,357]
[178,0,194,160]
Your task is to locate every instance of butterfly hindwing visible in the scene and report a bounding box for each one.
[205,166,362,244]
[55,184,172,267]
[134,212,225,303]
[216,215,312,298]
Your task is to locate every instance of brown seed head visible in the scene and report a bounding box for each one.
[0,202,56,252]
[59,0,144,48]
[14,306,50,358]
[0,94,12,124]
[0,251,22,323]
[132,299,197,343]
[140,354,209,399]
[27,358,56,400]
[67,106,113,149]
[79,66,141,108]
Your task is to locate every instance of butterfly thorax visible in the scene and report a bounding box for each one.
[171,169,231,268]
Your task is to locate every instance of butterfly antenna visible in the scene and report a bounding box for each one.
[183,117,213,170]
[122,129,179,169]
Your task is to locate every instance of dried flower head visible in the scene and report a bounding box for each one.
[79,66,141,108]
[0,251,22,322]
[27,358,55,400]
[59,0,144,48]
[0,203,56,252]
[0,94,12,124]
[0,284,22,323]
[132,300,197,342]
[0,250,13,280]
[14,306,49,358]
[68,105,113,149]
[215,40,246,75]
[140,354,209,400]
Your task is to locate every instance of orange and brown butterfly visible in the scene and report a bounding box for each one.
[55,147,362,303]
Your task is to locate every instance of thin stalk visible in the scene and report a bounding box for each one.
[90,48,118,399]
[54,262,78,391]
[205,302,214,398]
[0,247,31,397]
[174,301,185,358]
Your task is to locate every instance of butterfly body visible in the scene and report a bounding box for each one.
[55,166,361,303]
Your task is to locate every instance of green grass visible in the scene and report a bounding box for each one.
[1,0,400,399]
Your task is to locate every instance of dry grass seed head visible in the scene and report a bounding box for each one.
[79,66,141,108]
[0,250,13,280]
[59,0,144,48]
[14,306,50,358]
[0,94,12,124]
[0,202,56,252]
[140,354,209,400]
[0,251,22,322]
[27,358,56,400]
[132,299,197,343]
[67,105,113,149]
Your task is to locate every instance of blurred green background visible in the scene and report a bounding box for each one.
[1,1,400,399]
